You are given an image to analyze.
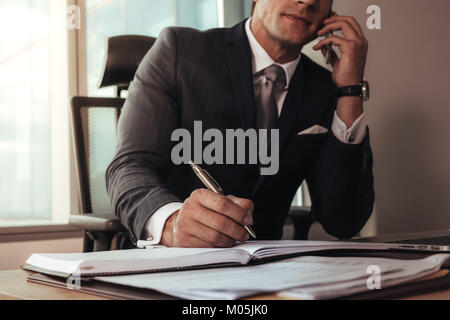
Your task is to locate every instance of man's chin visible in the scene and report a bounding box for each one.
[276,34,309,47]
[273,29,312,47]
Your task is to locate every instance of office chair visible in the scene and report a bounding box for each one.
[69,35,156,252]
[69,35,315,252]
[286,206,314,240]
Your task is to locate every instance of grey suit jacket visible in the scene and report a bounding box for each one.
[106,20,375,247]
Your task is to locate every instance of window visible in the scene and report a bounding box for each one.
[86,0,219,97]
[0,0,51,225]
[0,0,70,227]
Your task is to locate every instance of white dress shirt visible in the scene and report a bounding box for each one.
[142,19,367,244]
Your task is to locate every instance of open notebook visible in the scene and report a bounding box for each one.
[25,240,389,278]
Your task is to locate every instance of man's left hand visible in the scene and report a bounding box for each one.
[313,12,368,88]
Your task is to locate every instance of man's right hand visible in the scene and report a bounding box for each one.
[161,189,254,248]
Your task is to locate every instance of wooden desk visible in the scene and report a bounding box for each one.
[0,270,109,300]
[1,269,450,300]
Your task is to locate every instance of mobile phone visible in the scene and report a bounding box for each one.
[324,7,333,64]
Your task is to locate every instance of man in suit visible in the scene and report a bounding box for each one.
[106,0,374,248]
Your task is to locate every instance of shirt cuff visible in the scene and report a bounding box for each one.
[143,202,183,245]
[331,111,367,145]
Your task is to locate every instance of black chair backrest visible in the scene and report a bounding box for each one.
[71,97,125,214]
[98,35,156,95]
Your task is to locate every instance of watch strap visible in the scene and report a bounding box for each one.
[337,85,363,98]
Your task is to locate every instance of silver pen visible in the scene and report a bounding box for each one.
[189,161,257,239]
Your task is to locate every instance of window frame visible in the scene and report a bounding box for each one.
[0,225,81,243]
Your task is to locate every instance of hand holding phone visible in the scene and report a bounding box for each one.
[313,9,369,89]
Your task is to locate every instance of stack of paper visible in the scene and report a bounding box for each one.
[280,254,450,299]
[94,254,450,300]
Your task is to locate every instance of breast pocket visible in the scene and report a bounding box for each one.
[294,132,329,146]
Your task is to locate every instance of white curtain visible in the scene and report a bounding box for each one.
[0,0,51,222]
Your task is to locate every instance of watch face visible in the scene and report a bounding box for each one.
[361,80,370,101]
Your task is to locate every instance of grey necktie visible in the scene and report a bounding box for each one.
[256,64,287,131]
[256,64,286,157]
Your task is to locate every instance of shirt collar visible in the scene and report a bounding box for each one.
[245,18,302,89]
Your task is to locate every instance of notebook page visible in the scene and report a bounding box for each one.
[25,241,388,276]
[26,247,251,276]
[233,240,389,258]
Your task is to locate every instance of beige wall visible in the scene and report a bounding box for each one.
[315,0,450,234]
[0,238,83,271]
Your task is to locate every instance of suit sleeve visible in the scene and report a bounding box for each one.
[105,27,181,245]
[306,94,375,239]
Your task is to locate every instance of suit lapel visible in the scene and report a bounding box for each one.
[278,59,308,153]
[225,20,257,130]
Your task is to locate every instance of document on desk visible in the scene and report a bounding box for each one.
[94,254,450,300]
[279,254,450,300]
[25,240,388,277]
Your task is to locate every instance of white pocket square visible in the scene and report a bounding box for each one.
[297,125,329,136]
